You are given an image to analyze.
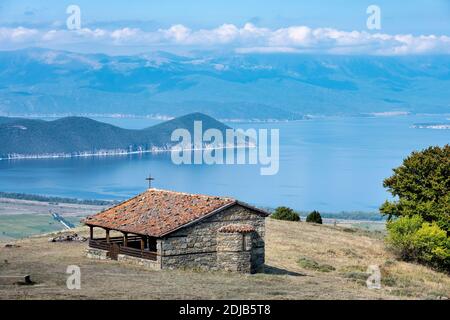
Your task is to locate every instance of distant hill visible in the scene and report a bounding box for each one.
[0,113,231,159]
[1,48,450,119]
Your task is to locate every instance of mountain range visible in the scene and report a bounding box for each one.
[0,113,230,159]
[1,48,450,120]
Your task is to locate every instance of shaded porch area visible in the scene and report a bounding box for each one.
[87,226,158,261]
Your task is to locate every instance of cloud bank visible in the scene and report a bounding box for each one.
[1,23,450,55]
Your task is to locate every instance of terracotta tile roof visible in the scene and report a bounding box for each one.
[218,224,256,233]
[84,189,236,237]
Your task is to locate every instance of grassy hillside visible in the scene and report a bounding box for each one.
[0,113,230,158]
[0,219,448,300]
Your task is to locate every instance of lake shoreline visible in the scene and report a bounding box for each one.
[0,145,252,161]
[2,115,448,213]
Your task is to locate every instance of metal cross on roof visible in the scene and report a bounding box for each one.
[146,174,155,189]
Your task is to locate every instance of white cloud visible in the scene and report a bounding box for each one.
[163,24,191,42]
[0,26,39,43]
[1,23,450,55]
[236,46,302,54]
[269,26,313,47]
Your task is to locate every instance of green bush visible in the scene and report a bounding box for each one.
[306,211,323,224]
[386,215,423,260]
[271,206,300,222]
[413,223,450,268]
[386,215,450,271]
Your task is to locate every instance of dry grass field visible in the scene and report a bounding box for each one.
[0,219,449,300]
[0,198,107,240]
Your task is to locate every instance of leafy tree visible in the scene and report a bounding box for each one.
[306,211,323,224]
[271,206,300,222]
[380,145,450,233]
[381,145,450,271]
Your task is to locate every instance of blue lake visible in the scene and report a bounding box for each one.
[0,115,449,212]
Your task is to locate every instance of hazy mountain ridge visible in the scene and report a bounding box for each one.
[0,112,230,159]
[1,48,450,119]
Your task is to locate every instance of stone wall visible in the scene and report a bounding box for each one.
[117,254,161,270]
[251,246,265,273]
[160,204,266,273]
[217,232,252,273]
[85,248,108,260]
[85,247,162,270]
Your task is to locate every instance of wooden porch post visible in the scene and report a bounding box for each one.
[89,226,94,240]
[123,233,128,247]
[105,229,110,244]
[140,237,145,251]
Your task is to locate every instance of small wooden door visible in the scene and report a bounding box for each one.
[108,243,120,260]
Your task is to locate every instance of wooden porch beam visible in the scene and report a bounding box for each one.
[89,226,94,240]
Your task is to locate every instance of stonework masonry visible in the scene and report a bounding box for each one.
[86,204,266,273]
[217,232,253,273]
[160,204,265,273]
[85,248,108,260]
[117,254,161,270]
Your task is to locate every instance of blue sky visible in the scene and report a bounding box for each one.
[2,0,450,33]
[1,0,450,55]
